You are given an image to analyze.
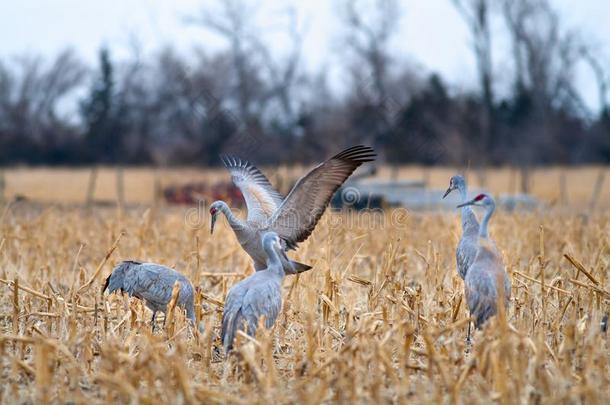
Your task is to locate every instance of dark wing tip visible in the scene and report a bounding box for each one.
[282,237,299,251]
[221,154,255,171]
[334,145,376,163]
[102,274,111,294]
[220,154,233,168]
[292,261,313,273]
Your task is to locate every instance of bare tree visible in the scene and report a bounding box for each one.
[339,0,400,112]
[251,6,304,127]
[190,0,262,124]
[500,0,596,182]
[451,0,494,159]
[0,0,607,167]
[0,50,85,163]
[502,0,585,114]
[580,45,609,115]
[336,0,404,158]
[188,1,304,128]
[0,51,84,136]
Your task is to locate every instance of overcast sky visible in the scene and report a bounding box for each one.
[1,0,609,112]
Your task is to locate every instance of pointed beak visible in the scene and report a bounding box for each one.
[442,186,454,199]
[456,198,475,208]
[210,214,217,234]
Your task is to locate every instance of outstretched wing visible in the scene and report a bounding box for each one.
[222,156,284,225]
[268,145,375,249]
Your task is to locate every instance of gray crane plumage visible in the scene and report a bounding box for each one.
[211,145,376,274]
[103,261,195,328]
[443,175,480,279]
[221,232,286,353]
[457,194,511,334]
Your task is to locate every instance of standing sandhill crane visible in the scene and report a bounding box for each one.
[210,145,376,274]
[103,261,195,330]
[221,232,288,353]
[457,194,511,340]
[443,175,480,280]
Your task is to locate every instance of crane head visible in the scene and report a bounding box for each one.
[262,231,281,250]
[209,201,224,234]
[262,231,295,272]
[443,175,465,199]
[457,193,492,208]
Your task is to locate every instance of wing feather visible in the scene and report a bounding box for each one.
[122,263,183,308]
[269,145,375,249]
[222,156,283,224]
[456,205,479,279]
[456,238,478,279]
[241,280,282,335]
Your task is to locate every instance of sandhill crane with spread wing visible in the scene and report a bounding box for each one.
[210,145,376,274]
[103,261,195,330]
[221,232,288,353]
[443,175,480,280]
[456,194,511,339]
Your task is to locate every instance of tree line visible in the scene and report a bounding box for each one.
[0,0,608,167]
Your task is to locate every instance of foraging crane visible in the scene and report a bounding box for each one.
[221,232,288,352]
[443,175,479,280]
[103,261,195,330]
[210,145,376,274]
[457,194,511,339]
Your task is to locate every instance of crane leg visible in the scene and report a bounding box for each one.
[466,319,472,344]
[151,311,157,332]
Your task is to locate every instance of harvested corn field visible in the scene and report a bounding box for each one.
[0,166,608,403]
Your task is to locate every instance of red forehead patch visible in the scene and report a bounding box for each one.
[474,194,486,201]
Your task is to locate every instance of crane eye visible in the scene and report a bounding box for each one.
[210,207,217,215]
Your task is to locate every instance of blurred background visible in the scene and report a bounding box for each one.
[0,0,608,207]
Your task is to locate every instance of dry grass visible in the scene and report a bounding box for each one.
[0,167,608,404]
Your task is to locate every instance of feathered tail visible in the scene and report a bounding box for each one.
[222,309,242,353]
[291,261,313,274]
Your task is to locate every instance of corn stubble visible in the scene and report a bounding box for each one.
[0,202,608,404]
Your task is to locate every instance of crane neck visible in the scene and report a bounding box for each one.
[458,182,468,202]
[479,202,495,239]
[458,183,471,216]
[264,242,284,278]
[457,183,479,233]
[219,202,246,233]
